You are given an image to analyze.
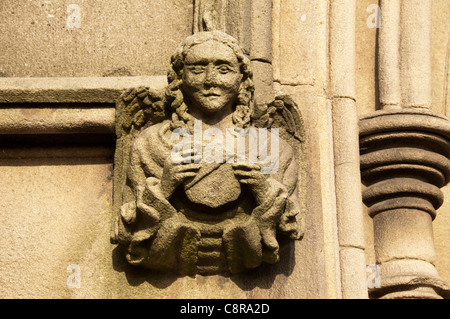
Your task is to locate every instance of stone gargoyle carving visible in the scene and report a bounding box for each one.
[111,31,306,276]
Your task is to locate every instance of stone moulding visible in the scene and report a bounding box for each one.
[0,77,167,135]
[360,109,450,219]
[0,76,167,104]
[0,107,115,135]
[360,108,450,299]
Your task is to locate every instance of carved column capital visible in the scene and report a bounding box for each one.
[361,109,450,219]
[360,108,450,298]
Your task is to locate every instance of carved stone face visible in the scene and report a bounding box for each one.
[181,40,242,116]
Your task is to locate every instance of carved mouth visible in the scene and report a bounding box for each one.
[203,92,221,97]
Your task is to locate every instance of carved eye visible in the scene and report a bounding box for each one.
[217,65,232,74]
[188,65,205,74]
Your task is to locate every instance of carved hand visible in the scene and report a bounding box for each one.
[160,150,202,200]
[232,163,269,205]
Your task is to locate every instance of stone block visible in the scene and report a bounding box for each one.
[0,157,113,298]
[0,1,193,77]
[250,0,272,62]
[251,60,274,105]
[329,0,356,98]
[275,0,317,85]
[339,247,369,299]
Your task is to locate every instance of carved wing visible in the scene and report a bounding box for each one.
[115,87,166,139]
[111,87,166,243]
[252,94,307,239]
[253,95,304,143]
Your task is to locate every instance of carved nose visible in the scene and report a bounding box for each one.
[204,67,218,86]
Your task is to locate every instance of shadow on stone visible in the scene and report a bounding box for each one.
[112,239,295,291]
[230,238,296,291]
[111,246,179,289]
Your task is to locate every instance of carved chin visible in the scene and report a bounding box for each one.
[196,98,228,113]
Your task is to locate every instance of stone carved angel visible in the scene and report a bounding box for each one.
[111,31,306,276]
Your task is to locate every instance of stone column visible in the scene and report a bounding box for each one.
[330,0,368,299]
[360,0,450,299]
[377,0,401,110]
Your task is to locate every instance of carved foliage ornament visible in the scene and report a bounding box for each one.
[111,31,306,276]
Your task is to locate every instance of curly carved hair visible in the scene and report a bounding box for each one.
[165,31,255,132]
